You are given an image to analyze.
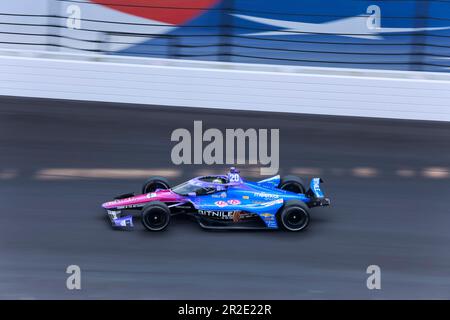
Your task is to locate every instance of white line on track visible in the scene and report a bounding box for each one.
[351,167,379,178]
[329,168,346,176]
[291,167,323,176]
[22,166,450,181]
[0,169,17,180]
[422,167,450,179]
[396,169,416,178]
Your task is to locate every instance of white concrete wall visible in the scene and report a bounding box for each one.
[1,50,449,121]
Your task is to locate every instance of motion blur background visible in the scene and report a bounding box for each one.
[2,0,450,71]
[0,0,449,299]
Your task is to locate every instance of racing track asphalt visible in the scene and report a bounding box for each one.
[0,96,449,299]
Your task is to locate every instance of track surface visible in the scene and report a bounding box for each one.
[0,96,449,299]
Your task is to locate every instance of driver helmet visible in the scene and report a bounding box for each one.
[229,167,240,174]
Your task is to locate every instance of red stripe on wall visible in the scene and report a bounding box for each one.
[90,0,220,25]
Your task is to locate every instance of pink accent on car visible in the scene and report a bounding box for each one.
[102,189,185,209]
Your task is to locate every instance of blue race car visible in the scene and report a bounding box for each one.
[102,167,330,232]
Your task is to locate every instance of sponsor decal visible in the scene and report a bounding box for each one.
[242,195,249,200]
[261,213,275,221]
[311,178,324,198]
[214,200,228,207]
[116,204,144,210]
[212,192,227,199]
[198,210,251,221]
[261,213,273,217]
[146,192,157,198]
[227,199,241,205]
[108,210,119,220]
[253,192,279,199]
[264,199,283,206]
[114,216,133,227]
[199,210,234,220]
[267,221,277,228]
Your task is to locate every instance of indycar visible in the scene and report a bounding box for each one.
[102,168,330,232]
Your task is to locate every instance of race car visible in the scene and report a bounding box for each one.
[101,167,330,232]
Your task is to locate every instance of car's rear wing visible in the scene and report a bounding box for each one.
[306,178,331,207]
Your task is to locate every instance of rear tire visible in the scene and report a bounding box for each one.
[141,201,171,231]
[278,200,310,232]
[142,176,170,194]
[279,175,307,194]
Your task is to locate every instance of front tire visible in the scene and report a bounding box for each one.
[142,176,170,194]
[141,201,171,231]
[278,200,310,231]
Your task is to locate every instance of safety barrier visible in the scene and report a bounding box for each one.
[1,50,449,121]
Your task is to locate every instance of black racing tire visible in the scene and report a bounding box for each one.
[278,200,310,232]
[279,175,307,194]
[141,176,170,194]
[141,201,171,231]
